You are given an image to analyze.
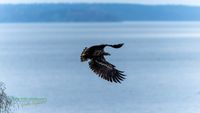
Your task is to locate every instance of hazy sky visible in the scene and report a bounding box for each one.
[1,0,200,5]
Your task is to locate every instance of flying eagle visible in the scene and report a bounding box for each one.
[80,43,126,83]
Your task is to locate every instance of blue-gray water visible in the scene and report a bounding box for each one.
[1,22,200,113]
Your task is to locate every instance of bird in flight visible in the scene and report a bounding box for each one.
[80,43,126,83]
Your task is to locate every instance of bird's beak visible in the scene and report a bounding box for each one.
[81,47,88,62]
[81,53,87,62]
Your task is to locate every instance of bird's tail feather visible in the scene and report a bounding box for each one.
[107,43,124,48]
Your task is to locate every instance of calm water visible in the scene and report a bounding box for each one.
[1,22,200,113]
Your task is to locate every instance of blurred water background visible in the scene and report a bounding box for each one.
[1,22,200,113]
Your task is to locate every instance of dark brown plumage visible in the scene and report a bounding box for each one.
[80,43,126,83]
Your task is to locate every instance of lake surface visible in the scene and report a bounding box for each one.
[1,22,200,113]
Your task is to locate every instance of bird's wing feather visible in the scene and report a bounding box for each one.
[89,57,125,83]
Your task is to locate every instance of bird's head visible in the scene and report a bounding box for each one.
[81,47,89,62]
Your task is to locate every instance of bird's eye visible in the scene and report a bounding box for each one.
[81,53,86,56]
[81,47,88,57]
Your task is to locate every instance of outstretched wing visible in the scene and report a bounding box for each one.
[89,57,125,83]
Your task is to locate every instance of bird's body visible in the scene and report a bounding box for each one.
[81,43,126,83]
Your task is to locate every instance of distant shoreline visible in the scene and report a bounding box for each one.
[0,3,200,7]
[1,4,200,22]
[1,21,200,24]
